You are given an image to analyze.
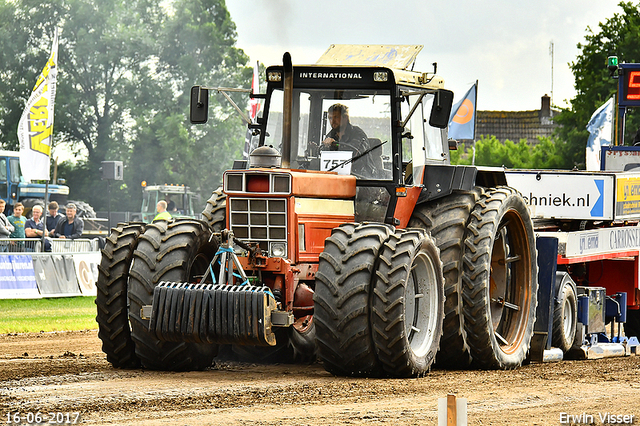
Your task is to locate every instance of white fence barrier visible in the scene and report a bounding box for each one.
[0,238,100,253]
[0,238,101,299]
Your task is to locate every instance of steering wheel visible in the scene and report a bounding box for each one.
[334,141,360,154]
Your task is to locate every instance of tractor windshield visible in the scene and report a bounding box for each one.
[264,88,393,181]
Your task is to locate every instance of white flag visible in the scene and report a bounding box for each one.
[17,29,59,182]
[585,97,613,171]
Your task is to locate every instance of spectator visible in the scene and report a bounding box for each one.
[0,200,15,237]
[52,203,84,239]
[46,201,65,234]
[25,205,51,251]
[153,200,173,222]
[166,196,176,212]
[0,200,14,252]
[8,202,26,239]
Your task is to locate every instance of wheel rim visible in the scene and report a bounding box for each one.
[563,295,575,340]
[405,250,440,357]
[488,209,532,355]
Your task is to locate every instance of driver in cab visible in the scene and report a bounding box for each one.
[321,103,378,177]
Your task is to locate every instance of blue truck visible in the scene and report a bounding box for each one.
[0,149,69,216]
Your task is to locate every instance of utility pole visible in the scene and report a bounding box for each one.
[550,41,554,106]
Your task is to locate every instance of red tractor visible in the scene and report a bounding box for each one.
[96,45,537,377]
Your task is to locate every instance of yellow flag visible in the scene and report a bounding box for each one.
[17,28,59,182]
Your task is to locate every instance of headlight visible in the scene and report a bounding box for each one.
[373,71,388,82]
[268,72,282,82]
[270,242,286,258]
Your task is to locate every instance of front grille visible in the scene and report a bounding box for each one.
[229,197,287,255]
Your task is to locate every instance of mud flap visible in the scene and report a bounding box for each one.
[148,282,277,346]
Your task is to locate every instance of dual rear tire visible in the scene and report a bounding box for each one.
[462,187,538,369]
[314,223,445,377]
[410,186,538,370]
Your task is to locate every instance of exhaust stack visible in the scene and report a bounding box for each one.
[281,52,293,169]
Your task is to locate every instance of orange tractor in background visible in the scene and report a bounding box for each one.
[96,45,538,377]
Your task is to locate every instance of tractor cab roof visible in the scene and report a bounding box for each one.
[265,44,445,91]
[144,184,196,195]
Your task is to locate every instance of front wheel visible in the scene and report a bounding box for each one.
[462,187,538,369]
[552,273,578,353]
[128,219,218,370]
[371,229,444,377]
[96,223,145,368]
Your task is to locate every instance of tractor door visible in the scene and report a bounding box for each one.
[392,90,450,227]
[8,157,21,211]
[0,157,9,206]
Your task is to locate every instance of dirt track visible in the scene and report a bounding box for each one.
[1,330,639,425]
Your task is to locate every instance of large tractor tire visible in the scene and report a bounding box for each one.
[314,223,393,377]
[371,229,445,377]
[461,187,537,369]
[552,273,578,353]
[128,219,218,370]
[95,223,145,368]
[409,190,480,368]
[201,187,226,231]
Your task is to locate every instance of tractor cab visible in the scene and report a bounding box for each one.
[138,183,198,223]
[194,45,454,226]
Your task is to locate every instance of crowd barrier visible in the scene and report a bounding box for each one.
[0,238,101,299]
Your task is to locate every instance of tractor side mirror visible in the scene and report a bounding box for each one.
[429,89,454,129]
[190,86,209,124]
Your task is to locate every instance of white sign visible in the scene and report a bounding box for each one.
[506,171,614,220]
[562,226,640,258]
[320,151,352,175]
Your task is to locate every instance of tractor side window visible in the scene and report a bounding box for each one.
[264,89,284,153]
[0,159,6,182]
[9,158,21,183]
[0,159,7,201]
[400,92,448,185]
[400,94,425,185]
[422,95,449,163]
[142,192,153,214]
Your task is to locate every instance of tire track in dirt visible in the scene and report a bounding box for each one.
[1,330,639,425]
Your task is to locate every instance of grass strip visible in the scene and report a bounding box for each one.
[0,297,98,333]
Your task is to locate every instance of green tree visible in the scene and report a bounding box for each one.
[451,136,564,169]
[0,0,250,211]
[555,1,640,168]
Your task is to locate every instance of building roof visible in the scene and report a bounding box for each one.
[475,95,559,144]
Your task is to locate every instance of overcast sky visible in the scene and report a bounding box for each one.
[226,0,623,112]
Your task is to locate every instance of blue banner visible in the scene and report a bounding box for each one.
[448,83,477,140]
[0,255,39,298]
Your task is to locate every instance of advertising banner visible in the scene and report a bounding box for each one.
[72,253,100,296]
[506,171,614,220]
[0,255,39,299]
[17,29,58,182]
